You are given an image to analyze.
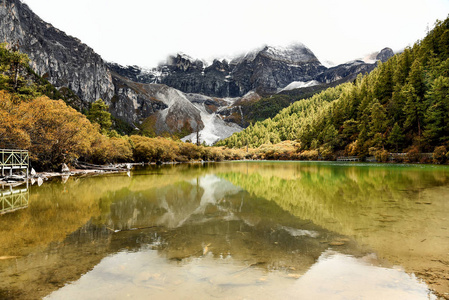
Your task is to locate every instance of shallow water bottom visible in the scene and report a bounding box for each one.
[45,248,434,300]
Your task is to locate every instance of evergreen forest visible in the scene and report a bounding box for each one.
[218,17,449,163]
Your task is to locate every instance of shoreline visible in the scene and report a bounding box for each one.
[2,158,449,189]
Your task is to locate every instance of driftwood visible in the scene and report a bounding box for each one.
[75,161,128,172]
[0,175,27,185]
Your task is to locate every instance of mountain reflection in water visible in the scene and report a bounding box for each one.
[1,162,447,299]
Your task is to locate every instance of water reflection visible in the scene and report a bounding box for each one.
[1,162,448,299]
[0,184,29,215]
[45,250,433,300]
[218,161,449,298]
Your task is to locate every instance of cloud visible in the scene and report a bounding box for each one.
[23,0,449,67]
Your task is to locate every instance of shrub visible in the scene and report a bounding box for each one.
[433,146,447,164]
[300,150,319,160]
[406,146,421,163]
[375,149,390,163]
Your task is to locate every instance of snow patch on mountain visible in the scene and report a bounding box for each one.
[320,60,337,68]
[279,80,320,92]
[262,43,317,63]
[181,102,243,146]
[230,43,317,65]
[153,85,192,108]
[221,96,241,106]
[139,67,162,78]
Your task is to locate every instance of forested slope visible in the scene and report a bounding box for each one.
[219,18,449,160]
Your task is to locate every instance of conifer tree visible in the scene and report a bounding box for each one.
[402,83,425,143]
[423,76,449,146]
[87,99,112,133]
[388,123,404,152]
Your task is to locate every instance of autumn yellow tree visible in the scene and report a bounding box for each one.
[0,90,31,149]
[8,96,99,170]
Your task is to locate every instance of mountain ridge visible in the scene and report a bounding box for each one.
[110,44,394,98]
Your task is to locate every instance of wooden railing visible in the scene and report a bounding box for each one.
[0,187,29,214]
[1,149,29,177]
[1,149,29,167]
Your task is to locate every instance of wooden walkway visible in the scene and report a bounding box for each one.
[0,150,30,213]
[1,149,29,177]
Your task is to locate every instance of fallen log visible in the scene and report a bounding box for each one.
[75,161,127,172]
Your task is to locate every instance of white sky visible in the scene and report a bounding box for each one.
[22,0,449,68]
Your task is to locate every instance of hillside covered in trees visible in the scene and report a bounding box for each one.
[219,17,449,163]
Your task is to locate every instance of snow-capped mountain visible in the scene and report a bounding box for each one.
[111,44,393,99]
[109,43,326,98]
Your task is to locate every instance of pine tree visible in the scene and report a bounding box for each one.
[423,76,449,146]
[87,99,112,133]
[402,83,425,144]
[388,123,404,152]
[369,99,387,134]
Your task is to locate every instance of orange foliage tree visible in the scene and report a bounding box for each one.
[0,90,31,149]
[0,93,100,170]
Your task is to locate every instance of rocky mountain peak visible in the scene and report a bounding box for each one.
[205,59,230,73]
[362,47,395,64]
[376,47,395,62]
[259,43,319,64]
[166,53,204,72]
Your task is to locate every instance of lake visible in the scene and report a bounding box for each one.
[1,161,448,299]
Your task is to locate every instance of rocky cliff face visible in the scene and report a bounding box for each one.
[109,54,242,98]
[164,44,326,96]
[158,54,241,97]
[111,44,327,97]
[230,44,326,95]
[110,73,203,134]
[316,60,377,83]
[0,0,114,109]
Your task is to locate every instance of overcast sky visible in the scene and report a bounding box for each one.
[22,0,449,68]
